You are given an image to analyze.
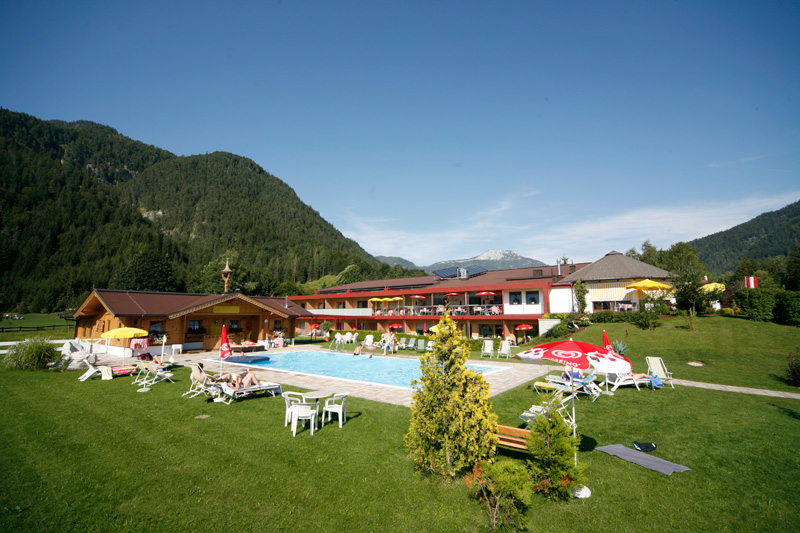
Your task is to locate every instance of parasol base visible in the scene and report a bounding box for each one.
[572,485,591,498]
[137,387,151,393]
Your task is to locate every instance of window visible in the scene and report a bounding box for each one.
[318,302,327,309]
[526,291,540,305]
[337,302,346,309]
[228,320,240,332]
[509,291,521,305]
[357,300,368,308]
[533,269,542,277]
[149,321,162,333]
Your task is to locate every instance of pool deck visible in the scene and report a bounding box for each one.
[96,345,553,407]
[95,344,800,407]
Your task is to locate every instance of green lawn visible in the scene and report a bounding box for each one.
[0,313,75,343]
[1,315,800,531]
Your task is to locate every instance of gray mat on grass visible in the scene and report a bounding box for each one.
[596,444,690,475]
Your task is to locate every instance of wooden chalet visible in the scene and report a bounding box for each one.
[73,289,312,354]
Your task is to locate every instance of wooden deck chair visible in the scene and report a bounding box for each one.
[480,339,495,358]
[646,356,675,388]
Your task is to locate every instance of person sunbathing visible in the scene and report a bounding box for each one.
[197,362,231,383]
[228,370,261,390]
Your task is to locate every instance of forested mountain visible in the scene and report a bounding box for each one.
[0,109,423,312]
[689,199,800,275]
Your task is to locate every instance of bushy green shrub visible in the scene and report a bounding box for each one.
[720,307,735,316]
[787,350,800,387]
[774,291,800,327]
[544,323,569,338]
[2,338,58,370]
[590,311,633,323]
[612,339,628,355]
[525,392,586,500]
[734,289,777,322]
[465,460,532,532]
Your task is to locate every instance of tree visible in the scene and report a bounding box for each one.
[405,312,498,477]
[525,392,586,500]
[111,250,178,292]
[787,244,800,291]
[573,278,588,314]
[334,264,364,286]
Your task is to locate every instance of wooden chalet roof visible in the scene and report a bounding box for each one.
[74,289,312,319]
[555,251,672,284]
[314,275,439,294]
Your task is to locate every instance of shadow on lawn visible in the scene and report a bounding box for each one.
[770,403,800,421]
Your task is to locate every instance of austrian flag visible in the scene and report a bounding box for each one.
[745,276,758,289]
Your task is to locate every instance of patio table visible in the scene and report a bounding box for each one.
[302,390,333,428]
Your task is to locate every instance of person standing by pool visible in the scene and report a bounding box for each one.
[383,332,397,355]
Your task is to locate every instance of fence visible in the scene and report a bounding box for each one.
[0,324,74,333]
[0,339,73,355]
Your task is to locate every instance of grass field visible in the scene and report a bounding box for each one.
[0,313,74,343]
[1,315,799,531]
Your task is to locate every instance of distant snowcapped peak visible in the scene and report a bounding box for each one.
[474,249,521,261]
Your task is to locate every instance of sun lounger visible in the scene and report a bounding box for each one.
[480,339,495,358]
[605,373,651,392]
[646,357,674,388]
[215,381,283,405]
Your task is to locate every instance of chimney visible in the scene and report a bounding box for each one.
[557,258,561,277]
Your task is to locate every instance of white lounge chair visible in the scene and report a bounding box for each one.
[480,340,495,359]
[397,338,409,349]
[362,334,380,349]
[183,364,217,398]
[646,357,674,388]
[215,380,283,405]
[545,373,602,402]
[142,361,174,386]
[497,340,511,359]
[605,372,651,392]
[520,391,577,431]
[425,340,434,352]
[416,339,426,353]
[321,393,348,428]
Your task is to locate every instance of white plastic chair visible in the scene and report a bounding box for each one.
[291,403,317,436]
[321,393,349,428]
[282,391,304,426]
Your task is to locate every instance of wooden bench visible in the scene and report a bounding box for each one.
[495,424,531,451]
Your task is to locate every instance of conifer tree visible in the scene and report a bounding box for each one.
[525,392,585,500]
[405,312,498,477]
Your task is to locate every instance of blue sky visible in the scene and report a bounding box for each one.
[2,1,799,267]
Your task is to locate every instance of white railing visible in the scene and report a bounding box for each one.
[0,338,74,355]
[307,308,374,317]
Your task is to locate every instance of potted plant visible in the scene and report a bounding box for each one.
[321,320,333,342]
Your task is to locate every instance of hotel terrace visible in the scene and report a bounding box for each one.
[289,251,672,340]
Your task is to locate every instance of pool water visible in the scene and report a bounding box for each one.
[214,350,505,389]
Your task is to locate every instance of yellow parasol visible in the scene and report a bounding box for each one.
[699,282,726,293]
[101,327,149,364]
[625,279,671,291]
[430,325,440,333]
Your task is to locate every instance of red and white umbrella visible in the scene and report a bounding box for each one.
[410,295,426,299]
[593,330,632,374]
[515,324,534,331]
[477,291,497,296]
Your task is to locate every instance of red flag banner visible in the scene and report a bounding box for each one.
[220,325,232,359]
[745,276,758,289]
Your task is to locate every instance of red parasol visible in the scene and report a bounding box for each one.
[477,291,497,296]
[410,295,426,299]
[389,323,403,329]
[310,324,321,329]
[219,325,232,374]
[444,292,461,296]
[515,324,534,330]
[595,331,632,374]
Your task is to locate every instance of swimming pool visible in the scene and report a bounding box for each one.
[211,350,506,389]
